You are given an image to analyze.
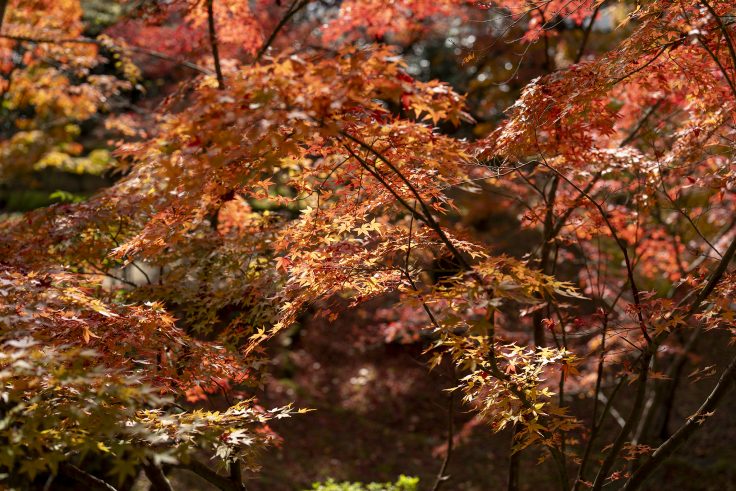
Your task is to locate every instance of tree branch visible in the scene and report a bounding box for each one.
[341,131,472,271]
[574,2,602,64]
[623,351,736,490]
[573,311,612,490]
[174,460,245,491]
[430,388,455,491]
[700,0,736,82]
[0,34,213,75]
[143,460,174,491]
[541,161,652,345]
[59,463,118,491]
[591,353,652,491]
[206,0,225,89]
[342,144,431,227]
[0,0,8,32]
[255,0,310,63]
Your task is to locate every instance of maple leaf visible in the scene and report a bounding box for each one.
[275,256,293,272]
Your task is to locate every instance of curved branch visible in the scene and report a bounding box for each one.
[59,463,118,491]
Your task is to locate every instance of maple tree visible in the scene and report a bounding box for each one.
[1,0,736,489]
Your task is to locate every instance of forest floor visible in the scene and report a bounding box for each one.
[248,316,736,490]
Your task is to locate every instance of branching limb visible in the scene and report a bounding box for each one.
[591,352,652,491]
[541,161,652,346]
[623,352,736,490]
[340,131,472,270]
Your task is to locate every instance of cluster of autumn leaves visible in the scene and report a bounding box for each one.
[1,0,736,489]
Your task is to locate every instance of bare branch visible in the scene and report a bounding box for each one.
[574,3,602,64]
[0,34,213,75]
[541,162,652,346]
[143,461,174,491]
[174,460,246,491]
[623,352,736,490]
[591,353,652,491]
[206,0,225,89]
[430,388,455,491]
[255,0,310,63]
[59,463,118,491]
[0,0,8,32]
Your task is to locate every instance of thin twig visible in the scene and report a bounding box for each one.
[660,183,722,258]
[541,161,652,345]
[620,100,663,147]
[255,0,309,63]
[0,34,213,75]
[591,352,652,491]
[341,131,472,271]
[574,2,602,63]
[611,43,670,86]
[59,463,118,491]
[342,145,430,227]
[430,388,455,491]
[573,310,609,489]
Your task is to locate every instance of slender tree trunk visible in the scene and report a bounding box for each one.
[507,426,520,491]
[206,0,224,90]
[0,0,9,31]
[532,175,559,348]
[430,389,455,491]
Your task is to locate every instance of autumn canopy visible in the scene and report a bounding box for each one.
[1,0,736,490]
